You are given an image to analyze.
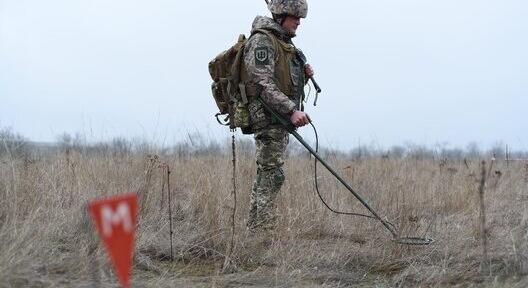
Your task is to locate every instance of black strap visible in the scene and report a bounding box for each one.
[215,113,230,126]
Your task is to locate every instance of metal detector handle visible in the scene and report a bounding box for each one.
[310,77,322,106]
[310,77,321,94]
[295,49,322,105]
[257,97,398,238]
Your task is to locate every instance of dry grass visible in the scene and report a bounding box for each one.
[1,143,528,287]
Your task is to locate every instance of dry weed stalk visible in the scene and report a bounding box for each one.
[138,154,159,214]
[222,133,237,272]
[478,160,489,272]
[524,163,528,184]
[167,164,174,262]
[463,158,471,170]
[159,163,174,262]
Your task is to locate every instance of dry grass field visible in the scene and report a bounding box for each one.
[1,137,528,287]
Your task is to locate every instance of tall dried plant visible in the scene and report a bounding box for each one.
[478,160,489,273]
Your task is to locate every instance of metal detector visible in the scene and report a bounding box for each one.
[258,98,434,245]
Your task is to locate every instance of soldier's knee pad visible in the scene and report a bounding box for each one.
[272,167,285,187]
[257,167,285,190]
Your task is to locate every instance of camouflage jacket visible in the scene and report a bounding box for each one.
[243,16,306,131]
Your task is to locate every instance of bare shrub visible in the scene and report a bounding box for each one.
[0,127,28,159]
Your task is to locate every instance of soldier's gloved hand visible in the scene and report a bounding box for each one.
[290,110,311,127]
[304,64,314,78]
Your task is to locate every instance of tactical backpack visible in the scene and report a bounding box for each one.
[208,34,252,134]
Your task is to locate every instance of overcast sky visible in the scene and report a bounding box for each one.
[1,0,527,150]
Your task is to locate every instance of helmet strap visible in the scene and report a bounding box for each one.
[272,13,288,25]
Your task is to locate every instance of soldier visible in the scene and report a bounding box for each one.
[244,0,314,231]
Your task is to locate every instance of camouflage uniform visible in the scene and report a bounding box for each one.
[244,15,307,231]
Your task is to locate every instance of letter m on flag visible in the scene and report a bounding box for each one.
[89,193,138,288]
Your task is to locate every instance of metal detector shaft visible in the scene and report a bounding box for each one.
[258,98,397,238]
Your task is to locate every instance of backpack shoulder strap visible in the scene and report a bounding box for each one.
[250,28,280,51]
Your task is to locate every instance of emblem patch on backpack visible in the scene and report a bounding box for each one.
[255,47,269,65]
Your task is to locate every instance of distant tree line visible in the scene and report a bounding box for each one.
[1,127,526,161]
[0,127,29,158]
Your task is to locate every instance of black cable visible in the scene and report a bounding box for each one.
[310,122,435,245]
[309,121,397,232]
[260,96,432,244]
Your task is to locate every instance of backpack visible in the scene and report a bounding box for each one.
[208,34,252,134]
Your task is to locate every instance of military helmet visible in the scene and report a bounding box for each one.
[268,0,308,19]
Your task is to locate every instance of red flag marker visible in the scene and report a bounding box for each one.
[89,193,138,288]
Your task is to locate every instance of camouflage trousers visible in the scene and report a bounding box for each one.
[247,127,289,231]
